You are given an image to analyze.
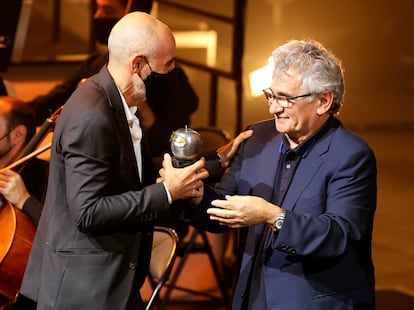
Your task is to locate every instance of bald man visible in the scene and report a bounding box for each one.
[16,12,208,310]
[29,0,199,158]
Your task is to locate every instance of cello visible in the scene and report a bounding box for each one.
[0,106,62,308]
[0,201,36,308]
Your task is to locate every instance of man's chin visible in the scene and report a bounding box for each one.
[275,118,288,133]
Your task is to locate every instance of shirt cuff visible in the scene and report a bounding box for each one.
[162,182,173,204]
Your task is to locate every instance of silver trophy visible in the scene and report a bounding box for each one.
[170,126,203,168]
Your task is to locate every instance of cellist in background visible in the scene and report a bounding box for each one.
[0,96,49,309]
[0,96,49,227]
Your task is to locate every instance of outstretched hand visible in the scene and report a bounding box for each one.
[207,195,281,228]
[159,153,209,201]
[216,129,253,168]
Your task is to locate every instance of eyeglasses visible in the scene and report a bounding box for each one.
[263,87,314,108]
[0,130,12,141]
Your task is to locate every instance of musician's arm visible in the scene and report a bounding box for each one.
[22,196,42,227]
[0,169,41,227]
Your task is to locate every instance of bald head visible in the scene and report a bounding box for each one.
[108,11,175,66]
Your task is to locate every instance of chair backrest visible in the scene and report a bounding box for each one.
[146,226,178,310]
[193,126,230,155]
[149,226,178,280]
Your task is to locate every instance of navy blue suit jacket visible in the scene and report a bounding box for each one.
[188,117,377,309]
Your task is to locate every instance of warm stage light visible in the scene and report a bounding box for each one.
[248,56,273,97]
[173,30,217,67]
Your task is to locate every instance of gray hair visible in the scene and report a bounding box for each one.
[272,39,345,115]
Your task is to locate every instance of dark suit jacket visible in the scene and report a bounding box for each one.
[187,117,377,309]
[20,66,171,310]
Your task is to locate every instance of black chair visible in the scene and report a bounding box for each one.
[157,126,232,309]
[146,226,179,310]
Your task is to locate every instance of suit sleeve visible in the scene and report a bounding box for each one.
[183,128,248,233]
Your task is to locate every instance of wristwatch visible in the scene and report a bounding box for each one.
[273,211,286,231]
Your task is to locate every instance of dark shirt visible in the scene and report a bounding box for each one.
[276,118,332,203]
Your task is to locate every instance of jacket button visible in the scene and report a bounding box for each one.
[240,291,244,298]
[129,262,136,270]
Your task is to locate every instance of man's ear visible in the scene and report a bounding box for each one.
[132,55,144,73]
[10,124,27,145]
[317,91,334,115]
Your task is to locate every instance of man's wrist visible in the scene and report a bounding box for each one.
[272,210,286,231]
[162,182,173,204]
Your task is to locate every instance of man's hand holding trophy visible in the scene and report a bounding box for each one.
[158,126,208,202]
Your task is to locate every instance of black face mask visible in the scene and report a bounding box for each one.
[93,18,118,45]
[143,66,178,104]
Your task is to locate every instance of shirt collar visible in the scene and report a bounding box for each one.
[280,117,334,158]
[117,88,138,126]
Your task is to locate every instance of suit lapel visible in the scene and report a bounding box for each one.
[96,66,141,186]
[242,132,282,202]
[282,128,333,211]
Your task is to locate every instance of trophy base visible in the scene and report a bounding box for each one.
[172,157,196,168]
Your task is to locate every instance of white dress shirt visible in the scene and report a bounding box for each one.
[118,90,172,203]
[119,92,142,182]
